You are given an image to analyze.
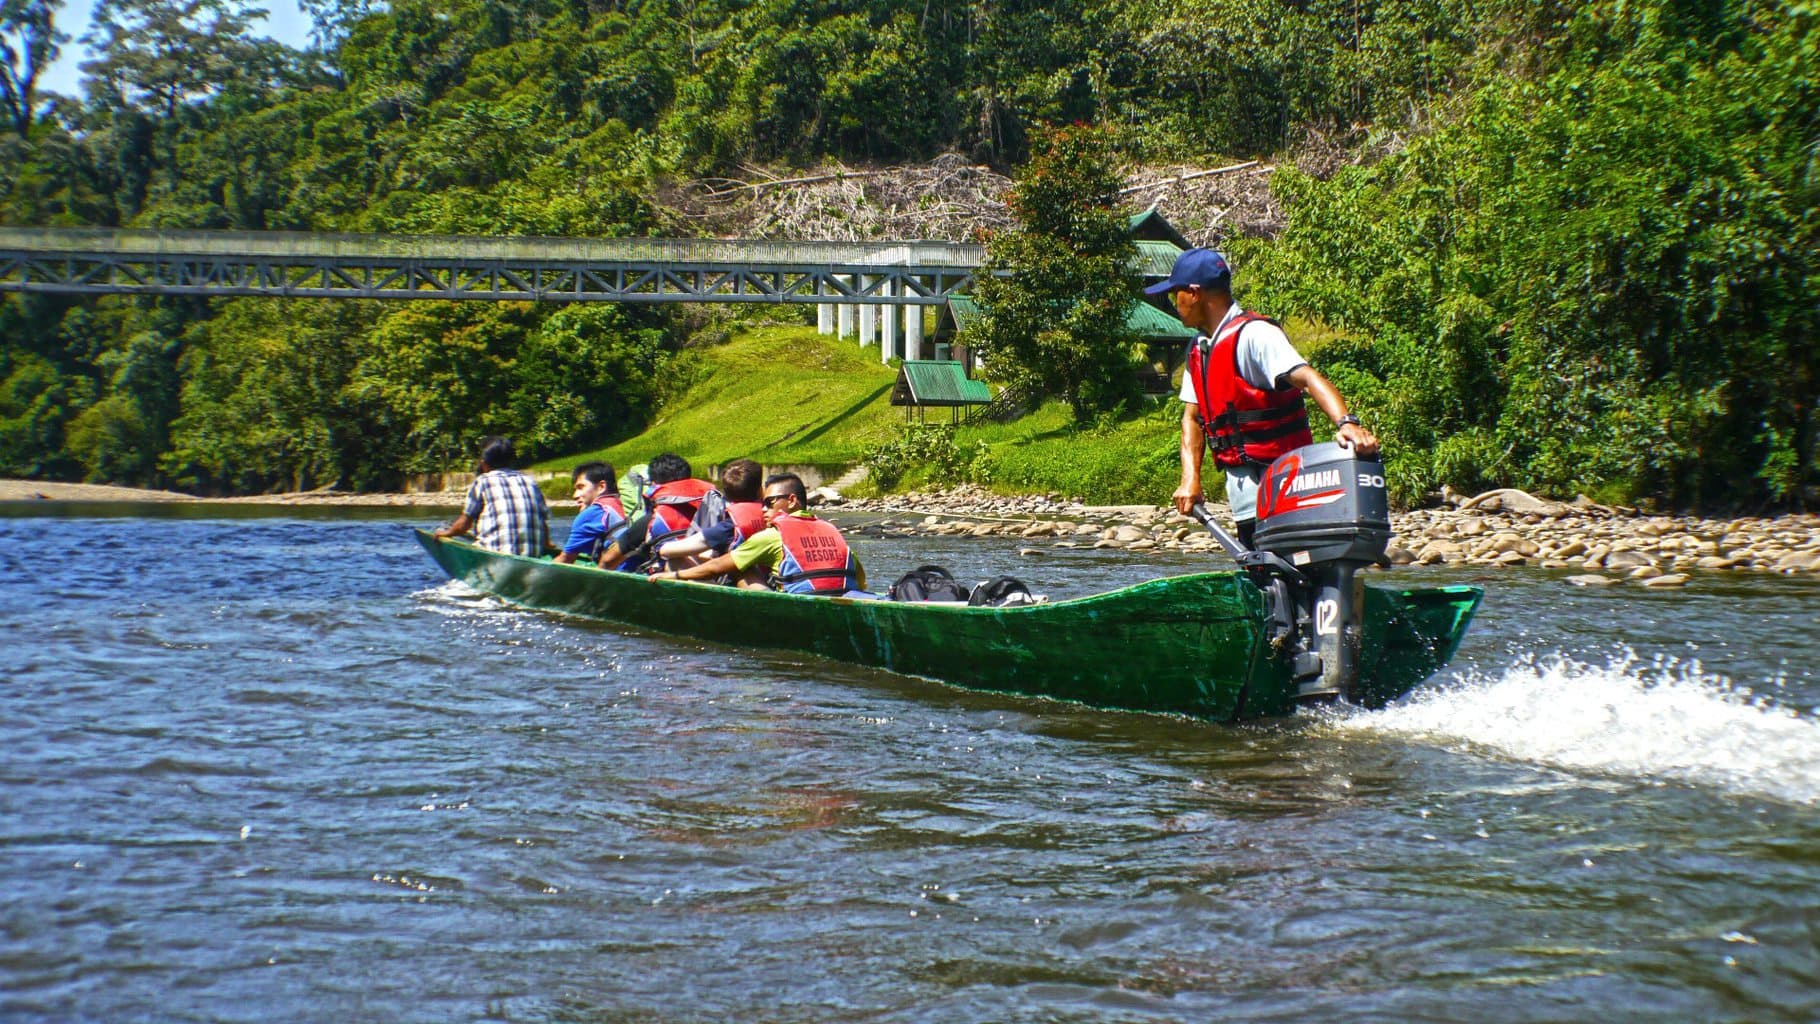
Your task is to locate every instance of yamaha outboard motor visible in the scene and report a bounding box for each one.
[1191,442,1390,704]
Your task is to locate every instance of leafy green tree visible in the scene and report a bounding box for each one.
[346,301,541,473]
[0,0,64,137]
[961,124,1141,420]
[163,299,395,491]
[1247,0,1818,508]
[297,0,379,50]
[80,0,269,116]
[0,349,89,476]
[509,304,672,453]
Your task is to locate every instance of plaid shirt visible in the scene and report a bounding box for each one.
[463,469,550,556]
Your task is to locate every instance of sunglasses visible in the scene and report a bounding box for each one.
[761,493,793,507]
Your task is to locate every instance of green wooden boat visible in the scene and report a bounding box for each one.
[414,529,1480,722]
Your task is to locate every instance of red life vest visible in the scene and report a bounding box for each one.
[1186,312,1313,468]
[593,494,626,523]
[648,478,716,539]
[726,501,766,546]
[773,514,859,594]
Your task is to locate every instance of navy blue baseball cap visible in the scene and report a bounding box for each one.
[1143,247,1231,296]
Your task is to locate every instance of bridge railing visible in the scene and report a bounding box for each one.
[0,226,985,268]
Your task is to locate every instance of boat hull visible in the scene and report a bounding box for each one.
[415,530,1480,722]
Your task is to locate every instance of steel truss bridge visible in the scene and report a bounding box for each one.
[0,228,984,305]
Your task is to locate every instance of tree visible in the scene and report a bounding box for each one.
[297,0,379,51]
[0,0,64,137]
[960,124,1142,420]
[80,0,267,116]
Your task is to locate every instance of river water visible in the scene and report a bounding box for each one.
[2,503,1817,1022]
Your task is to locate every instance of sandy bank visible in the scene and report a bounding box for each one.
[0,479,467,507]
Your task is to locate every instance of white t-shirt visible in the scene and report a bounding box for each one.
[1179,306,1308,522]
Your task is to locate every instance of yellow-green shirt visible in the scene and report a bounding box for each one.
[730,511,867,589]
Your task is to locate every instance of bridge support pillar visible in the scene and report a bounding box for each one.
[905,301,925,360]
[880,280,898,363]
[817,283,834,335]
[858,277,877,349]
[837,293,853,339]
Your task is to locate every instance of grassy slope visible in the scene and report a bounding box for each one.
[539,324,903,474]
[953,400,1188,504]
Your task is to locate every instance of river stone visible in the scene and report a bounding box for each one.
[1053,541,1078,548]
[1640,573,1690,587]
[1386,546,1417,566]
[1566,574,1620,586]
[1018,548,1044,557]
[971,524,997,537]
[1553,539,1589,558]
[1628,565,1663,580]
[1496,550,1528,566]
[1605,550,1654,569]
[1126,538,1157,551]
[1696,555,1740,569]
[1093,539,1124,549]
[1776,550,1820,572]
[1457,519,1488,537]
[1114,525,1152,544]
[1461,487,1573,516]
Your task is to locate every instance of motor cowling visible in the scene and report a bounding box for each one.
[1251,443,1391,703]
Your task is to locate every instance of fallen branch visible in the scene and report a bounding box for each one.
[704,168,897,198]
[1118,161,1263,195]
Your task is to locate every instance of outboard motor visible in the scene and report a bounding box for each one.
[1191,442,1390,704]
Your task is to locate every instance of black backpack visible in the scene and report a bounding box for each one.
[889,565,972,603]
[968,576,1035,607]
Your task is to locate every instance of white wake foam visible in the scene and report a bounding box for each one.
[1333,651,1820,805]
[411,579,514,616]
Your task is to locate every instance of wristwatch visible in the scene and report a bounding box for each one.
[1336,415,1362,428]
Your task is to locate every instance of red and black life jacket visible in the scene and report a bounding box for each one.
[576,493,628,561]
[647,478,717,540]
[726,501,766,547]
[773,514,859,595]
[1186,312,1313,468]
[593,494,626,524]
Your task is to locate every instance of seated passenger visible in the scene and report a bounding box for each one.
[554,461,628,566]
[432,436,551,556]
[643,452,722,549]
[595,510,652,571]
[657,473,874,598]
[655,458,765,569]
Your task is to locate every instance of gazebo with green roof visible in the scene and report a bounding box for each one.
[890,360,994,423]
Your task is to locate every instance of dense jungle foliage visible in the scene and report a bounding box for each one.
[0,0,1813,507]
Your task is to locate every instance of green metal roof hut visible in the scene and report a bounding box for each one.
[890,360,994,423]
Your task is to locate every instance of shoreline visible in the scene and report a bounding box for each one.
[10,479,1820,584]
[0,479,467,507]
[824,483,1820,586]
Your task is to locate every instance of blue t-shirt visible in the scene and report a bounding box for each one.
[562,504,628,558]
[695,519,739,554]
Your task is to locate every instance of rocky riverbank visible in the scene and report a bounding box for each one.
[824,484,1820,587]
